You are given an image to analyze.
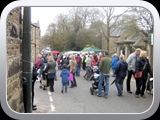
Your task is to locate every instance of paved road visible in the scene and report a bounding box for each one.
[32,68,153,113]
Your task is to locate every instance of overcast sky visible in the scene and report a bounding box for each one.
[31,7,128,36]
[31,7,72,36]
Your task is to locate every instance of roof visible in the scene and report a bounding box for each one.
[131,33,143,46]
[32,22,40,28]
[110,27,125,37]
[32,20,40,28]
[81,47,104,52]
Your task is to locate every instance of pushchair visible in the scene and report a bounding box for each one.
[150,78,153,95]
[89,66,105,95]
[146,77,153,95]
[39,70,48,90]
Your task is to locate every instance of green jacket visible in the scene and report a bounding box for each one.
[99,56,111,74]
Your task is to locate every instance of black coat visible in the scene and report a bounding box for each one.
[136,57,153,79]
[115,60,128,78]
[62,57,70,70]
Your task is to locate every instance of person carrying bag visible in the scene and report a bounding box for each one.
[134,62,146,78]
[135,51,153,98]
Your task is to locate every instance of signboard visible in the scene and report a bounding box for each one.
[148,33,153,45]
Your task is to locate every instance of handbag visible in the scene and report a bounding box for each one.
[68,73,73,81]
[134,71,142,78]
[134,62,146,78]
[72,69,76,74]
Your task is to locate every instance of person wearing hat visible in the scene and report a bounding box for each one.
[126,48,141,94]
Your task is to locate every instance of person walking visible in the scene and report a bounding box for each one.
[44,56,56,92]
[114,54,128,96]
[87,55,92,66]
[111,53,119,77]
[97,50,111,98]
[126,48,141,94]
[85,62,92,80]
[98,52,103,66]
[91,55,97,67]
[60,64,70,93]
[36,54,41,69]
[82,54,86,70]
[135,51,153,98]
[62,53,70,70]
[83,54,92,79]
[76,54,82,77]
[69,55,77,87]
[31,58,38,110]
[38,54,45,78]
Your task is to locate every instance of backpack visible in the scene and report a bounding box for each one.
[44,57,48,63]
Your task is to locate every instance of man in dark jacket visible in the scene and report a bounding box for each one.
[62,53,70,70]
[32,64,38,110]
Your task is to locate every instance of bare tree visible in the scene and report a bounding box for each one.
[98,7,130,52]
[131,7,153,37]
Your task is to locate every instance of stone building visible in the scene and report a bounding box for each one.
[101,27,146,57]
[7,7,24,112]
[31,21,41,64]
[7,7,41,113]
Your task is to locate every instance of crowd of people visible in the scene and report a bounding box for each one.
[31,48,153,110]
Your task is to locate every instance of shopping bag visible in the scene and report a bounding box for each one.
[68,73,73,81]
[41,79,47,86]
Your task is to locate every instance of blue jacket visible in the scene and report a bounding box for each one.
[60,69,70,83]
[115,60,128,78]
[111,57,118,69]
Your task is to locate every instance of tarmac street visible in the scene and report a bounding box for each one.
[32,68,153,113]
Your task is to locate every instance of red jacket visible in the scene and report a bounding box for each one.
[98,55,103,63]
[36,57,41,69]
[92,58,96,66]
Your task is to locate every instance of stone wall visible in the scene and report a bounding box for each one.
[7,7,24,113]
[31,24,41,64]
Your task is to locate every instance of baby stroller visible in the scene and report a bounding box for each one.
[150,78,153,95]
[89,66,105,95]
[39,70,48,90]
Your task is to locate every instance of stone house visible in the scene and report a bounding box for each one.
[101,27,146,57]
[31,21,41,64]
[7,7,41,113]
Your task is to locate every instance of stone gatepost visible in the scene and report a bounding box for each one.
[115,41,124,56]
[123,40,135,59]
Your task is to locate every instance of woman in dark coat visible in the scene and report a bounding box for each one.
[135,51,153,98]
[114,54,128,96]
[44,56,56,92]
